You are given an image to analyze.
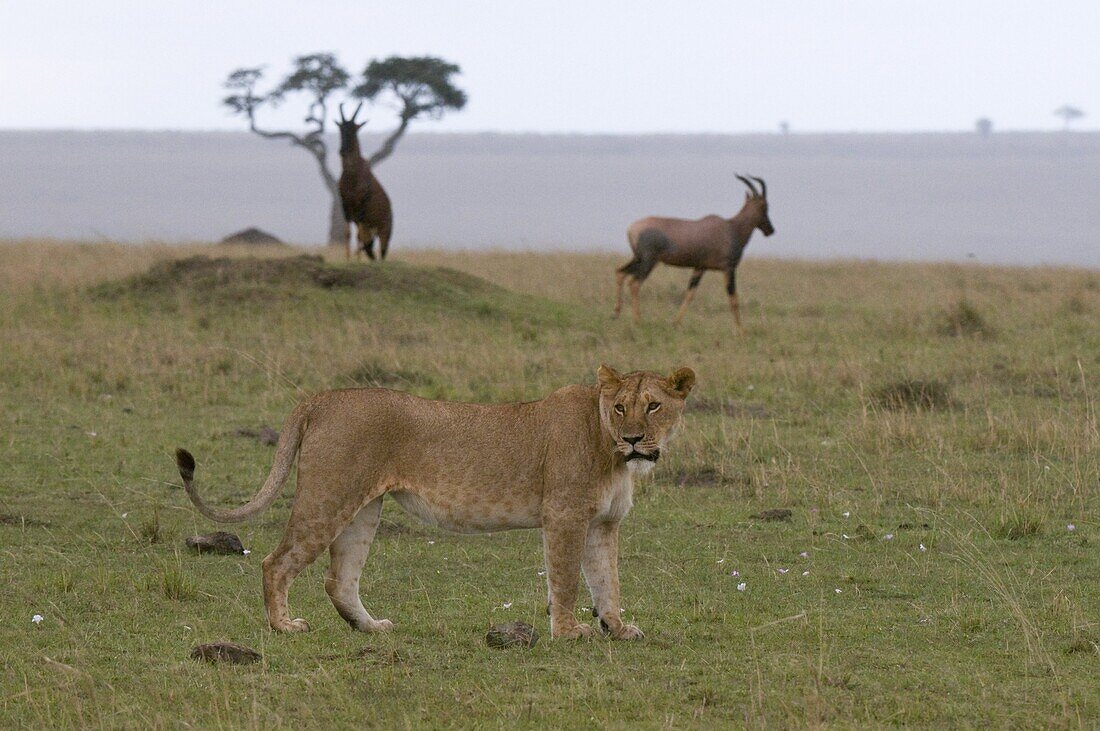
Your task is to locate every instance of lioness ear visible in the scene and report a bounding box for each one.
[667,367,696,396]
[597,364,622,387]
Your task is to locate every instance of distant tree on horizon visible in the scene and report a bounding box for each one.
[223,53,467,245]
[1053,105,1085,131]
[975,117,993,137]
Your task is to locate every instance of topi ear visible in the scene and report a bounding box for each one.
[597,364,622,387]
[666,367,696,396]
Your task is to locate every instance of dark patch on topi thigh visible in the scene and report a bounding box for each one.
[624,228,671,281]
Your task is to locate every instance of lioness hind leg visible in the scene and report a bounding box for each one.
[325,496,393,632]
[262,495,364,633]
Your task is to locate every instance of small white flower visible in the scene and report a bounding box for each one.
[581,607,589,613]
[716,558,725,564]
[842,511,850,518]
[537,569,546,576]
[121,512,128,519]
[502,602,513,609]
[619,608,626,614]
[778,568,789,574]
[802,571,810,577]
[919,543,927,552]
[31,614,43,624]
[242,549,251,555]
[835,588,842,594]
[884,533,894,540]
[1067,524,1076,532]
[729,569,740,577]
[427,540,435,545]
[799,551,809,558]
[737,582,747,591]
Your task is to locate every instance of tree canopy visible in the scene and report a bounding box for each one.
[221,52,466,243]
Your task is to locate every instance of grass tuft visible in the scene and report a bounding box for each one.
[993,513,1044,540]
[161,554,198,601]
[938,298,995,338]
[872,379,955,411]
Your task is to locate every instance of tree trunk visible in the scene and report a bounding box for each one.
[327,195,349,249]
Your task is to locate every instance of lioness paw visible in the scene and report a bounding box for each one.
[360,618,393,633]
[553,623,597,640]
[273,617,311,633]
[611,623,644,641]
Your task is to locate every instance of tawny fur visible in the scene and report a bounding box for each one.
[176,365,695,640]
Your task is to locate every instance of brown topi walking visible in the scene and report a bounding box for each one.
[336,103,393,261]
[614,174,774,332]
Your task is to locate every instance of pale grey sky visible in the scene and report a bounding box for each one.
[1,1,1095,134]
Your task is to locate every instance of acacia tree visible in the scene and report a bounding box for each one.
[223,53,466,245]
[1053,105,1085,131]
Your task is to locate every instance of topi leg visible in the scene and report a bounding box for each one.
[674,269,705,325]
[725,267,745,335]
[613,265,633,318]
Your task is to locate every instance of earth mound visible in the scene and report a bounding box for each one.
[219,227,285,246]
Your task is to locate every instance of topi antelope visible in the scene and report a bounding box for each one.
[336,103,393,260]
[614,174,774,332]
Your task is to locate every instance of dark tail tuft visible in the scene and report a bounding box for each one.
[175,448,196,482]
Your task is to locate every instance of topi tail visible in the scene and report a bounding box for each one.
[175,402,308,523]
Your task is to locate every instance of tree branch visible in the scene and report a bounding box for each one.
[245,107,335,190]
[367,114,412,166]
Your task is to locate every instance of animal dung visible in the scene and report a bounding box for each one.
[185,531,246,555]
[190,642,262,665]
[234,426,279,446]
[485,621,539,649]
[750,508,793,522]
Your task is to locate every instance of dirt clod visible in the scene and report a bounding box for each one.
[234,426,279,446]
[486,621,539,649]
[185,531,245,555]
[190,642,262,665]
[750,508,793,522]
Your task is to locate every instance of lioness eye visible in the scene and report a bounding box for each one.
[614,404,625,415]
[647,402,661,413]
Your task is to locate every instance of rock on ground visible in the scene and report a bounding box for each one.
[486,621,539,649]
[185,531,245,555]
[190,642,262,665]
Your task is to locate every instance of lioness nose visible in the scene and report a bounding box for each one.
[623,435,643,446]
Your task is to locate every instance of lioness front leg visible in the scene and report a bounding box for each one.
[542,521,596,639]
[582,520,643,640]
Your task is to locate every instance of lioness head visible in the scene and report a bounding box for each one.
[597,364,696,473]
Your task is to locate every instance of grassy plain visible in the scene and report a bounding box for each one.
[0,241,1097,728]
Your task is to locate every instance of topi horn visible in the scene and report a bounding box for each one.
[736,174,760,197]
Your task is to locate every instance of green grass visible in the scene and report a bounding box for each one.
[0,242,1097,728]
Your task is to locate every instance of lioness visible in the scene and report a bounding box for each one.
[175,364,695,640]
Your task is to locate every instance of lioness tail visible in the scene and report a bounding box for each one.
[175,402,308,523]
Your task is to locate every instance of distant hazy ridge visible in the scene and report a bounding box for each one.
[1,130,1097,266]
